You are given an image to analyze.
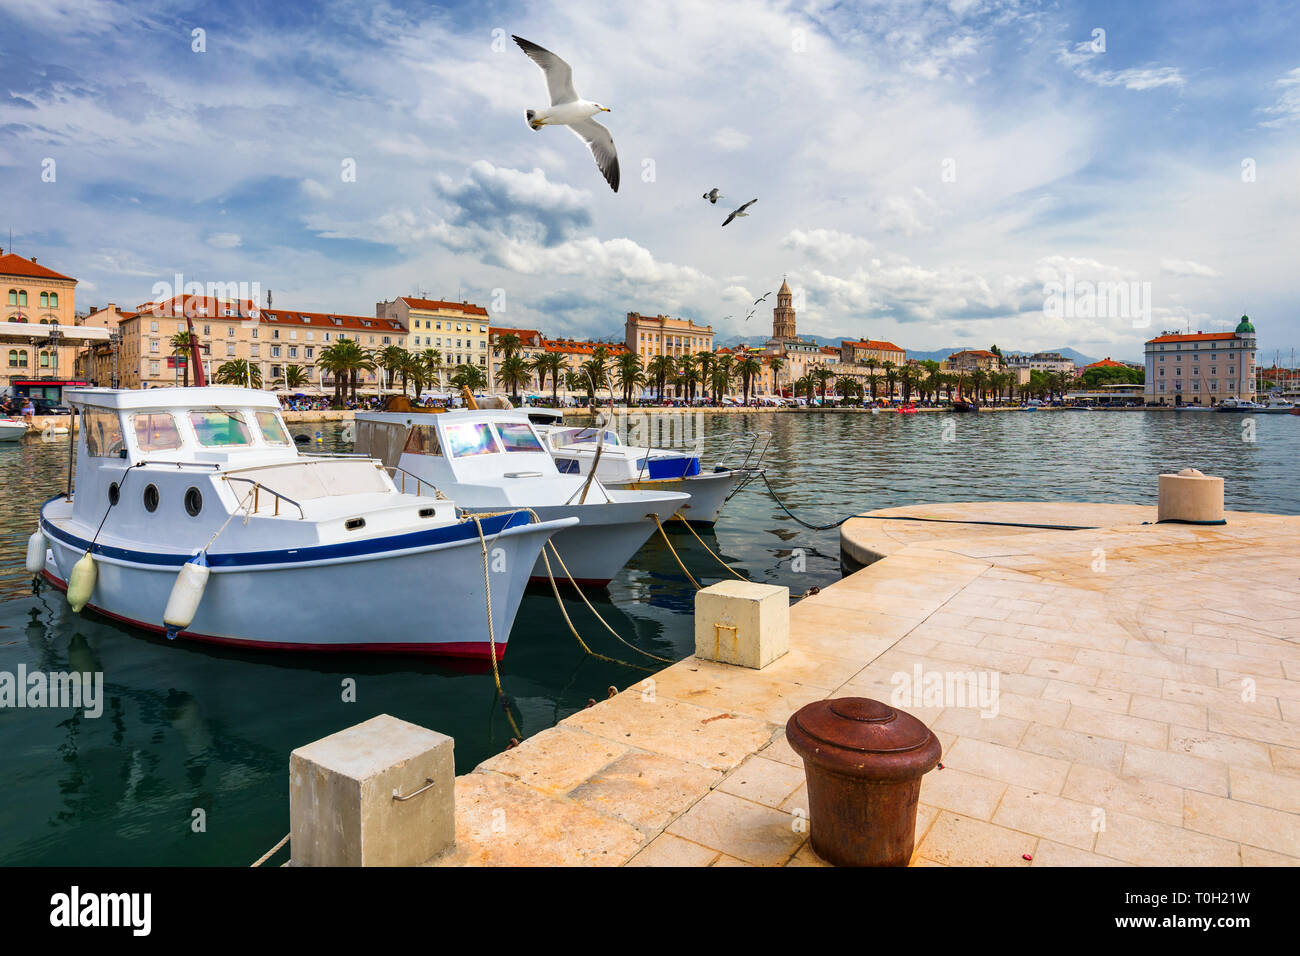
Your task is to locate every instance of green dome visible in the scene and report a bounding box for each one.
[1235,315,1255,334]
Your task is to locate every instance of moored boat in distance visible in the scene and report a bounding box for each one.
[0,417,27,441]
[31,387,575,658]
[523,407,751,527]
[1215,397,1269,412]
[354,406,688,587]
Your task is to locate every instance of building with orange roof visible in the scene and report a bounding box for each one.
[377,296,490,371]
[624,312,713,361]
[1144,319,1257,406]
[840,338,906,366]
[2,249,115,397]
[487,326,546,391]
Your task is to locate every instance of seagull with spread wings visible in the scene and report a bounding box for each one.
[703,187,723,204]
[722,198,757,226]
[513,35,619,192]
[753,291,772,304]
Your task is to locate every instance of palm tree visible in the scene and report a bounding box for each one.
[881,360,897,402]
[275,364,310,390]
[711,360,733,404]
[420,348,444,395]
[676,353,701,404]
[450,363,488,393]
[793,374,815,403]
[317,338,372,406]
[215,359,262,388]
[865,358,880,402]
[493,332,522,361]
[374,344,409,393]
[646,354,675,401]
[581,346,611,406]
[533,352,565,405]
[735,355,763,405]
[495,353,531,405]
[170,330,197,387]
[766,356,785,398]
[696,351,716,404]
[835,375,859,405]
[812,366,836,405]
[562,369,585,399]
[898,365,916,404]
[968,368,987,405]
[614,352,643,405]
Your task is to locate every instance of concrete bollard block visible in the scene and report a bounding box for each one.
[289,714,454,867]
[1158,468,1225,524]
[694,580,789,669]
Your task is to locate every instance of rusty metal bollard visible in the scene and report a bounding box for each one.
[786,697,941,867]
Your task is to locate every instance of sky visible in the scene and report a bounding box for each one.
[1,0,1297,362]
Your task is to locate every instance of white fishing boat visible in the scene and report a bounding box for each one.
[0,418,27,441]
[523,408,754,527]
[1258,396,1296,415]
[29,387,575,659]
[1215,397,1268,412]
[354,406,689,587]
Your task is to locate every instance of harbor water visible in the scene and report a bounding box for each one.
[0,409,1296,865]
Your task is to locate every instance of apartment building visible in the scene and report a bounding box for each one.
[378,297,489,370]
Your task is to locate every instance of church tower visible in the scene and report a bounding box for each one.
[772,278,796,342]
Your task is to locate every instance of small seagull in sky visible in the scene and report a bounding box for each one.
[702,187,724,204]
[745,309,756,321]
[513,35,619,192]
[753,291,772,304]
[722,198,757,227]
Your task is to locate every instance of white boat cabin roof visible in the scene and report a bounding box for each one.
[65,386,282,413]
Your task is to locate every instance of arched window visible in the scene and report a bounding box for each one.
[6,350,16,367]
[6,290,15,305]
[39,292,48,307]
[17,291,26,306]
[7,350,28,367]
[40,351,51,368]
[49,292,57,308]
[39,318,48,325]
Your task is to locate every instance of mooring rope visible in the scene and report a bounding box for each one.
[673,512,747,581]
[250,833,289,867]
[651,513,701,589]
[756,472,859,531]
[542,539,670,665]
[470,515,524,739]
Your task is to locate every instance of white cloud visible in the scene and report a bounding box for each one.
[1160,258,1221,278]
[711,127,751,151]
[206,233,242,249]
[1260,67,1300,128]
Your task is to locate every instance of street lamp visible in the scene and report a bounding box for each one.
[109,329,121,388]
[46,323,63,379]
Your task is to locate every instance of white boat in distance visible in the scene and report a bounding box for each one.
[33,387,575,658]
[1215,397,1269,412]
[0,418,27,441]
[355,407,688,588]
[523,408,750,527]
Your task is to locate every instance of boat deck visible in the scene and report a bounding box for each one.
[427,501,1300,866]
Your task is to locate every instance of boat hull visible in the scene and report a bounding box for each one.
[40,505,571,658]
[0,420,27,441]
[467,492,688,587]
[606,469,742,527]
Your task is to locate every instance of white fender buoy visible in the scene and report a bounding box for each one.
[25,529,48,574]
[164,552,210,633]
[67,552,97,613]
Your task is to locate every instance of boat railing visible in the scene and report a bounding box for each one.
[383,464,441,498]
[135,460,225,470]
[222,475,307,519]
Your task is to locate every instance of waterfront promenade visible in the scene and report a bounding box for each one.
[427,501,1300,866]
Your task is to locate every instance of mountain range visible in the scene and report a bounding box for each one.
[712,335,1125,367]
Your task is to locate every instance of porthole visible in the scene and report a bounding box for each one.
[184,487,203,517]
[108,482,120,506]
[344,517,366,531]
[143,484,159,513]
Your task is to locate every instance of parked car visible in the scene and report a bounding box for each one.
[30,397,72,415]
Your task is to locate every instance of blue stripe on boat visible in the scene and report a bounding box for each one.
[39,504,531,568]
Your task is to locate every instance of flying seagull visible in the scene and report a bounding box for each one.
[753,291,772,304]
[512,35,619,192]
[722,198,757,227]
[745,309,756,321]
[702,187,724,204]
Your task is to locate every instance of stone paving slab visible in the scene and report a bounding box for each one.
[431,502,1300,867]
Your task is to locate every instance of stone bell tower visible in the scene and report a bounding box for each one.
[772,278,796,342]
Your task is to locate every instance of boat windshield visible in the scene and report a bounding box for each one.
[132,412,183,452]
[549,427,620,448]
[496,422,544,453]
[189,408,254,447]
[255,410,292,445]
[444,421,502,458]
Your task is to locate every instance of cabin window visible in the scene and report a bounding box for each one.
[255,411,291,445]
[84,408,125,457]
[444,422,501,458]
[132,412,183,451]
[495,423,543,453]
[402,424,441,457]
[188,409,253,447]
